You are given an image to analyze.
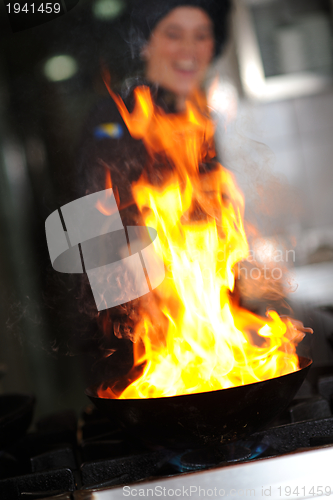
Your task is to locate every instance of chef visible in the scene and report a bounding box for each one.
[77,0,232,225]
[76,0,232,383]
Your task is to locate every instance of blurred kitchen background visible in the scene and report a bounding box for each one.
[0,0,333,416]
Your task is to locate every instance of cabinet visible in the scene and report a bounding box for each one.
[234,0,333,100]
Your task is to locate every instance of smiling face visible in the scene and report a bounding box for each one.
[143,6,215,102]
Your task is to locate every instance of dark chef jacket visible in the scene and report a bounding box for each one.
[77,91,144,226]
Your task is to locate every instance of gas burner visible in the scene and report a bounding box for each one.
[176,444,252,472]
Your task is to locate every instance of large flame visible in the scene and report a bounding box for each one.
[98,86,303,400]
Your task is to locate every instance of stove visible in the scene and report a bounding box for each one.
[94,447,333,500]
[2,371,333,500]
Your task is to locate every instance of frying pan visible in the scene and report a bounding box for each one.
[87,356,312,448]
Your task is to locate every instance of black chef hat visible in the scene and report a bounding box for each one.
[130,0,232,58]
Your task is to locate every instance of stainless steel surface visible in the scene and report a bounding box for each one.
[84,446,333,500]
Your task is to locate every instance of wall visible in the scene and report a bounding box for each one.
[214,41,333,267]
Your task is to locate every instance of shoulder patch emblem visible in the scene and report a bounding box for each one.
[94,123,123,139]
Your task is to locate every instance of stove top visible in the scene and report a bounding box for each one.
[91,446,333,500]
[2,371,333,500]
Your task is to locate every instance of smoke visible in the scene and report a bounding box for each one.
[1,288,66,365]
[214,101,306,317]
[218,105,304,238]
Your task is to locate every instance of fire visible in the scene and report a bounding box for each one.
[98,86,304,400]
[95,171,119,215]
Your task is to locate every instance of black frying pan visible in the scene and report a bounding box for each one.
[86,356,311,448]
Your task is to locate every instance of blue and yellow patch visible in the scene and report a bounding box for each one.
[94,123,123,139]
